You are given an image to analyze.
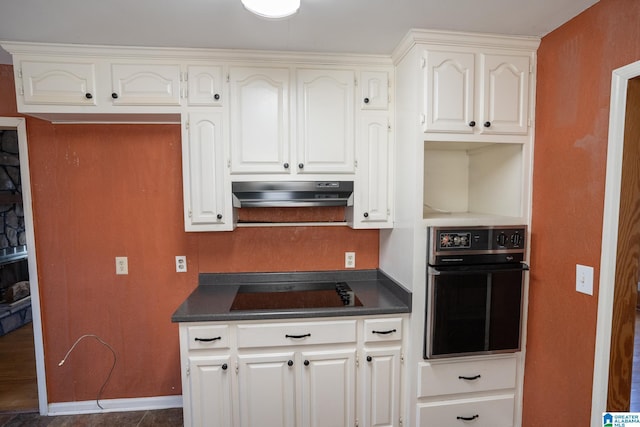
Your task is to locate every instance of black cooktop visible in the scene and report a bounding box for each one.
[230,281,362,311]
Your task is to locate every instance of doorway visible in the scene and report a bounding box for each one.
[0,117,47,415]
[591,62,640,426]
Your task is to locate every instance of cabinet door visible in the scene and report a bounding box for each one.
[422,51,475,133]
[237,352,296,427]
[480,54,530,135]
[360,71,389,110]
[188,65,223,106]
[362,347,402,427]
[182,112,233,231]
[20,61,97,106]
[300,349,356,427]
[297,69,355,174]
[353,113,392,228]
[110,63,181,105]
[186,355,233,427]
[229,67,290,174]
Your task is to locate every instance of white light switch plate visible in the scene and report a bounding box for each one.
[576,264,594,295]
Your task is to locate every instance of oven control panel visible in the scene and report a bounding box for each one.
[428,226,527,265]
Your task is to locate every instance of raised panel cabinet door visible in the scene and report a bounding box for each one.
[297,69,355,174]
[110,63,181,105]
[187,65,223,106]
[354,113,392,228]
[300,349,356,427]
[237,352,296,427]
[183,112,232,231]
[422,50,475,133]
[20,61,97,106]
[480,54,531,135]
[229,67,290,174]
[362,347,402,427]
[186,355,233,427]
[360,71,389,110]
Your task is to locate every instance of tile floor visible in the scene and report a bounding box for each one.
[0,408,183,427]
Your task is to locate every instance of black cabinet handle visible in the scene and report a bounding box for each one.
[363,212,369,218]
[222,363,228,370]
[457,415,479,421]
[484,121,491,127]
[364,97,370,104]
[458,374,481,381]
[195,336,222,342]
[214,94,220,100]
[287,360,294,367]
[85,93,93,99]
[284,163,290,169]
[285,333,311,339]
[298,163,304,169]
[217,214,223,220]
[304,360,310,366]
[111,93,119,99]
[468,121,476,127]
[366,356,372,362]
[372,329,396,335]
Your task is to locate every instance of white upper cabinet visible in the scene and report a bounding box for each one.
[110,63,182,106]
[187,65,224,107]
[182,111,234,232]
[20,60,98,106]
[480,53,530,135]
[360,71,389,110]
[296,69,356,174]
[229,66,290,174]
[422,49,532,141]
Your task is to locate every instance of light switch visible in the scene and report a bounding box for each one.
[576,264,594,295]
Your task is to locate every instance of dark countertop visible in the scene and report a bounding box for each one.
[171,269,411,322]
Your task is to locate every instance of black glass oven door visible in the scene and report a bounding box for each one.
[426,265,525,358]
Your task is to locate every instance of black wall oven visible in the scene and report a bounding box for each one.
[424,226,529,359]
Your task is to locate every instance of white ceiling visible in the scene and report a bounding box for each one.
[0,0,599,64]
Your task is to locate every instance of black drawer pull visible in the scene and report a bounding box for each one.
[457,415,479,421]
[372,329,397,335]
[458,374,481,381]
[221,363,228,370]
[285,333,311,339]
[287,360,294,367]
[195,336,222,342]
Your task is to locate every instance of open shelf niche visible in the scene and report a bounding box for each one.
[423,141,527,226]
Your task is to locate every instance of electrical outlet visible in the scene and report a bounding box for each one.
[345,252,356,269]
[115,256,128,275]
[176,256,187,273]
[576,264,594,295]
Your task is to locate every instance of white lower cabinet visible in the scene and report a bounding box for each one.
[179,316,405,427]
[416,355,518,427]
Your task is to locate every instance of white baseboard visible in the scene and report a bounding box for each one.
[47,395,183,416]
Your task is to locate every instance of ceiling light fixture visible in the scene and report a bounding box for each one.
[241,0,300,19]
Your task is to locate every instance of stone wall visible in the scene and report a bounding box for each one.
[0,129,24,249]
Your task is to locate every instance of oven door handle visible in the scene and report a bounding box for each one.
[428,263,529,275]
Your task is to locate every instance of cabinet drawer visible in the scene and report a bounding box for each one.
[186,325,230,350]
[237,320,357,348]
[417,395,515,427]
[418,356,516,398]
[363,318,402,342]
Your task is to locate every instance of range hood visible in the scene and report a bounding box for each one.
[232,181,354,208]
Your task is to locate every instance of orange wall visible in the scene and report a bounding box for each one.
[524,0,640,424]
[0,64,379,402]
